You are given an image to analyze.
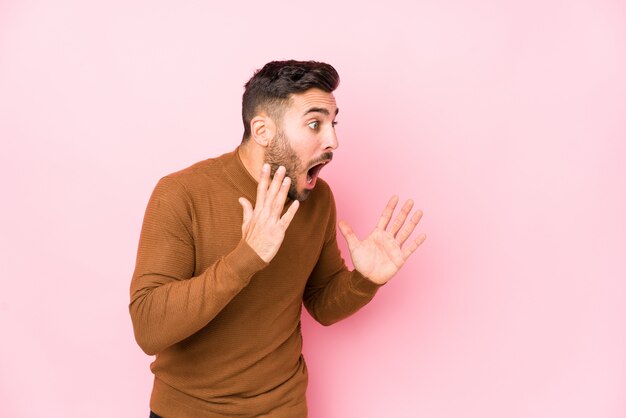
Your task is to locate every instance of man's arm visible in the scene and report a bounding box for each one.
[303,231,383,326]
[303,194,426,326]
[129,165,297,355]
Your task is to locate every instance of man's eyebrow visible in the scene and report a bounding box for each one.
[303,107,340,117]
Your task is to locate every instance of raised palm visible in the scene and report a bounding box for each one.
[338,196,426,285]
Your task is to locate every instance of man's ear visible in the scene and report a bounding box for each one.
[250,115,276,148]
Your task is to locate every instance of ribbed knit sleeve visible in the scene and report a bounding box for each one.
[129,176,267,355]
[303,188,383,326]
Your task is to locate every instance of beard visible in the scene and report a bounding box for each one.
[265,129,334,202]
[264,130,310,201]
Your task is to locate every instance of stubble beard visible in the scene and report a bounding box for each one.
[264,130,311,202]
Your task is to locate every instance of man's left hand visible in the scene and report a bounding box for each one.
[338,196,426,285]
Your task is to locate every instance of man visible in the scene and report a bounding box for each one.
[130,60,426,417]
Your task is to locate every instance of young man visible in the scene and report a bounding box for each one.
[130,60,426,417]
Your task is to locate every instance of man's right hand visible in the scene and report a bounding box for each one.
[238,164,300,263]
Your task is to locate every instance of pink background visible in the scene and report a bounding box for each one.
[1,0,625,417]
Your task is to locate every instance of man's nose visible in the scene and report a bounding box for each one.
[323,128,339,151]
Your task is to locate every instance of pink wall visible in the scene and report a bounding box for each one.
[1,0,625,417]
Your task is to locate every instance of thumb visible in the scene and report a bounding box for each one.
[238,197,253,233]
[338,220,359,249]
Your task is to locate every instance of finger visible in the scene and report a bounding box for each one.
[338,220,360,249]
[376,195,399,230]
[273,175,291,215]
[279,199,300,229]
[255,164,271,209]
[238,197,253,233]
[389,199,414,237]
[396,209,423,246]
[401,233,427,260]
[265,166,286,210]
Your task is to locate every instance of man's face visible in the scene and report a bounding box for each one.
[265,88,339,201]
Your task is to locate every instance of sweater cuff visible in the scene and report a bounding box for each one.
[350,270,384,297]
[223,240,269,282]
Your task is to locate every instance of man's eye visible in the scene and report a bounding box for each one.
[308,121,319,130]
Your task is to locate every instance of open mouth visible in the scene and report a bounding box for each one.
[307,164,323,184]
[305,153,333,187]
[306,161,329,185]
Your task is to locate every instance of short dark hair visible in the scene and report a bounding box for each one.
[241,60,340,141]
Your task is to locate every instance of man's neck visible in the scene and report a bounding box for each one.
[237,140,265,183]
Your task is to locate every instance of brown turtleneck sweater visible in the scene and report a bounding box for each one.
[129,148,381,417]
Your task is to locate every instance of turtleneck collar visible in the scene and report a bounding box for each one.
[219,146,259,204]
[221,146,297,208]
